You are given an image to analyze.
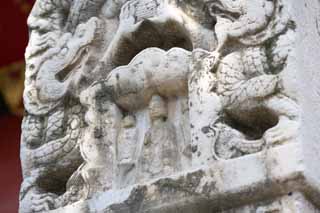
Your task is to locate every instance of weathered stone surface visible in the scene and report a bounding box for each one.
[20,0,320,212]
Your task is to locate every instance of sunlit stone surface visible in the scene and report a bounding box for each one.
[20,0,320,212]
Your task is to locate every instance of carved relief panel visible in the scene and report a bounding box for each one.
[20,0,300,212]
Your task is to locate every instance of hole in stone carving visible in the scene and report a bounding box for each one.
[37,160,82,196]
[112,19,193,67]
[223,106,279,140]
[55,47,89,82]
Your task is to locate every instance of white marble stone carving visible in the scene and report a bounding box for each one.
[139,95,181,181]
[117,114,138,188]
[20,0,320,212]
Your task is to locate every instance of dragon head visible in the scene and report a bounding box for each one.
[205,0,244,21]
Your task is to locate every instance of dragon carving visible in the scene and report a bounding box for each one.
[20,0,300,211]
[204,0,299,159]
[20,0,129,212]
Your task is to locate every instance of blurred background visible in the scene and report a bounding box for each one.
[0,0,35,212]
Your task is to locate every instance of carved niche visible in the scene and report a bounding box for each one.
[20,0,299,212]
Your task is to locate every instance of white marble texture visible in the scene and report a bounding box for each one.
[19,0,320,212]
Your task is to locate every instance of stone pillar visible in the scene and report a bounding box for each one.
[20,0,320,212]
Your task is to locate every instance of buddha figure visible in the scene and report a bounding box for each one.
[117,115,138,187]
[139,95,180,181]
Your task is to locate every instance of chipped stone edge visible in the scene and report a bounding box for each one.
[50,142,320,212]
